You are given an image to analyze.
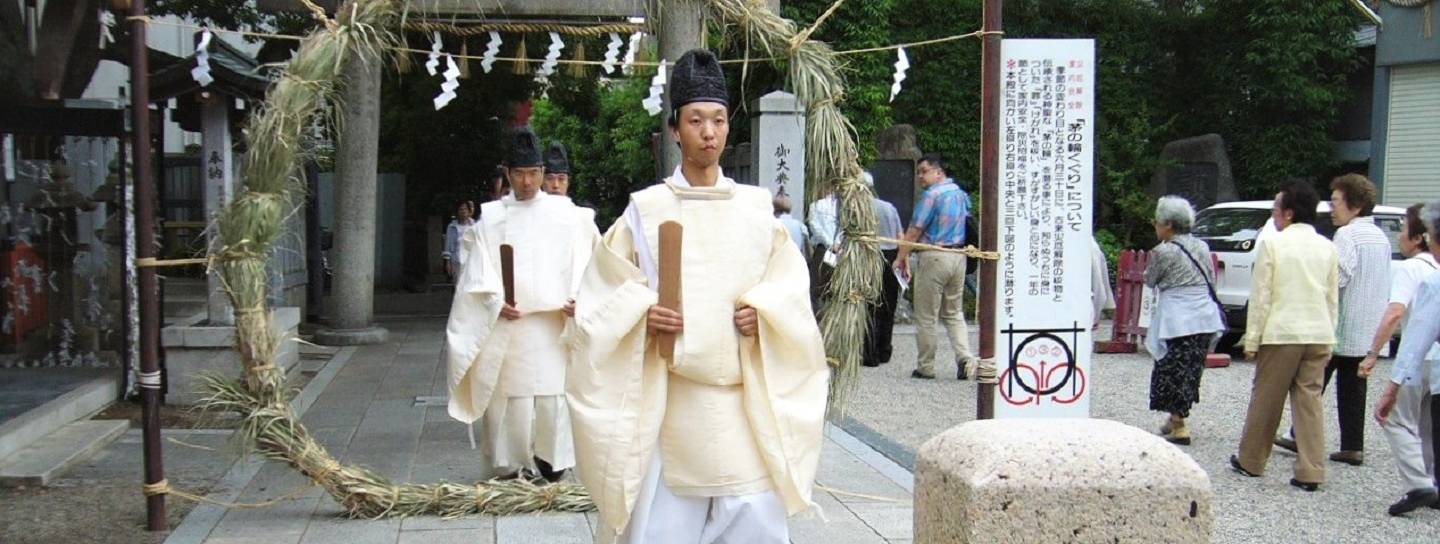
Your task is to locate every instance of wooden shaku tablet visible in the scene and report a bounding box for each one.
[657,221,683,360]
[500,243,516,307]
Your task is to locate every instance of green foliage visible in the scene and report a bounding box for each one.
[532,68,660,227]
[890,0,1359,251]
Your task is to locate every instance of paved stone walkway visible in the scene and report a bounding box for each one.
[167,317,913,544]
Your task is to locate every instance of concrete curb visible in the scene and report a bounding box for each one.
[837,415,918,473]
[826,422,915,494]
[164,345,358,544]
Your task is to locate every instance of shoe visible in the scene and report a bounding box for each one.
[956,360,970,380]
[1329,450,1364,466]
[910,370,936,380]
[1388,488,1439,516]
[862,361,881,368]
[1230,455,1259,478]
[1165,416,1191,446]
[1289,478,1320,492]
[1274,436,1298,453]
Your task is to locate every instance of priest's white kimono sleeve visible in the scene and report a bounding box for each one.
[735,222,829,515]
[445,226,505,423]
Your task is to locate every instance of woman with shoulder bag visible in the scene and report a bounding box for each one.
[1143,196,1226,445]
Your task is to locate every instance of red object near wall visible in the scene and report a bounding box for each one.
[5,243,49,346]
[1097,249,1148,353]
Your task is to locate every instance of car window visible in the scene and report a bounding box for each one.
[1376,215,1404,260]
[1194,208,1270,251]
[1315,213,1337,239]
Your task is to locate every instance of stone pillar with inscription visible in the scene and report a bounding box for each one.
[201,96,236,326]
[750,91,806,218]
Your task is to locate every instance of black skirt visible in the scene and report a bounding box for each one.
[1149,333,1210,417]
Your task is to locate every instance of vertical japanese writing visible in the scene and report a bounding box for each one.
[773,143,791,199]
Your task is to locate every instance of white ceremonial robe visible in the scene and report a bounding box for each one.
[569,167,829,543]
[445,192,600,475]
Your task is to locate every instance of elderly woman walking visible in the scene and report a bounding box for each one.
[1145,196,1225,445]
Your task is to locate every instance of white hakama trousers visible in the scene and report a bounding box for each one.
[1384,369,1436,491]
[481,392,575,474]
[616,454,788,544]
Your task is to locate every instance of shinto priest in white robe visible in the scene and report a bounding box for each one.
[568,166,829,542]
[444,191,600,475]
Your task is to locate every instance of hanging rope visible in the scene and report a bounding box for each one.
[403,20,646,38]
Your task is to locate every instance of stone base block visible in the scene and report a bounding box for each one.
[161,307,302,405]
[915,418,1212,543]
[314,325,389,346]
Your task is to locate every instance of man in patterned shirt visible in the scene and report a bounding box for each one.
[1276,174,1391,466]
[894,154,976,380]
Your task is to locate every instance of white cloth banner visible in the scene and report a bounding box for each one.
[993,39,1096,418]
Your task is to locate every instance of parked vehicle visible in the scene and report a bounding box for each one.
[1192,200,1408,349]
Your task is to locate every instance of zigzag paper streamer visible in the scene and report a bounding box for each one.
[481,31,501,73]
[622,32,643,76]
[425,31,443,76]
[538,32,564,77]
[602,32,623,74]
[889,47,909,102]
[98,10,115,49]
[434,54,460,110]
[642,60,668,116]
[191,28,214,87]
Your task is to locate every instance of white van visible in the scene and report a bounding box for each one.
[1192,201,1408,345]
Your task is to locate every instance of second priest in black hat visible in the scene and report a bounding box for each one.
[442,126,601,484]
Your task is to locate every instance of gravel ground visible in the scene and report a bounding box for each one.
[846,321,1440,543]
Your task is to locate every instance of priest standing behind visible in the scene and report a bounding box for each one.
[443,127,600,482]
[568,49,829,544]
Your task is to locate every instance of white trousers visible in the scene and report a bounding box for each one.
[616,454,789,544]
[1384,371,1436,492]
[481,394,574,476]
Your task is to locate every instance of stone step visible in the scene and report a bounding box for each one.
[0,419,130,487]
[0,374,119,462]
[164,296,207,318]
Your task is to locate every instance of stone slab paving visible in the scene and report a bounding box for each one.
[172,317,913,544]
[849,321,1440,543]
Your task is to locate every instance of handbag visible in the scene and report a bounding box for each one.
[964,214,979,275]
[1167,240,1227,331]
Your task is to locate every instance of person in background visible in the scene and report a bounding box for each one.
[1143,196,1225,446]
[806,187,839,308]
[442,200,475,279]
[542,141,572,197]
[1365,203,1440,515]
[893,154,976,380]
[1274,175,1390,466]
[1090,237,1115,331]
[773,195,809,257]
[1231,182,1338,492]
[861,171,904,367]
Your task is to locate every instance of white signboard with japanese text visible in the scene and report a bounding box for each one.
[994,39,1095,418]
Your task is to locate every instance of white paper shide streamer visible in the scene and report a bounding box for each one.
[481,31,502,73]
[622,32,643,75]
[434,54,460,110]
[642,60,668,116]
[602,32,623,75]
[98,10,116,49]
[425,31,443,76]
[535,32,565,82]
[890,47,909,102]
[191,28,214,87]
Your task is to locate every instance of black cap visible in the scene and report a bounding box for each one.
[669,49,728,117]
[544,141,570,174]
[506,127,544,168]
